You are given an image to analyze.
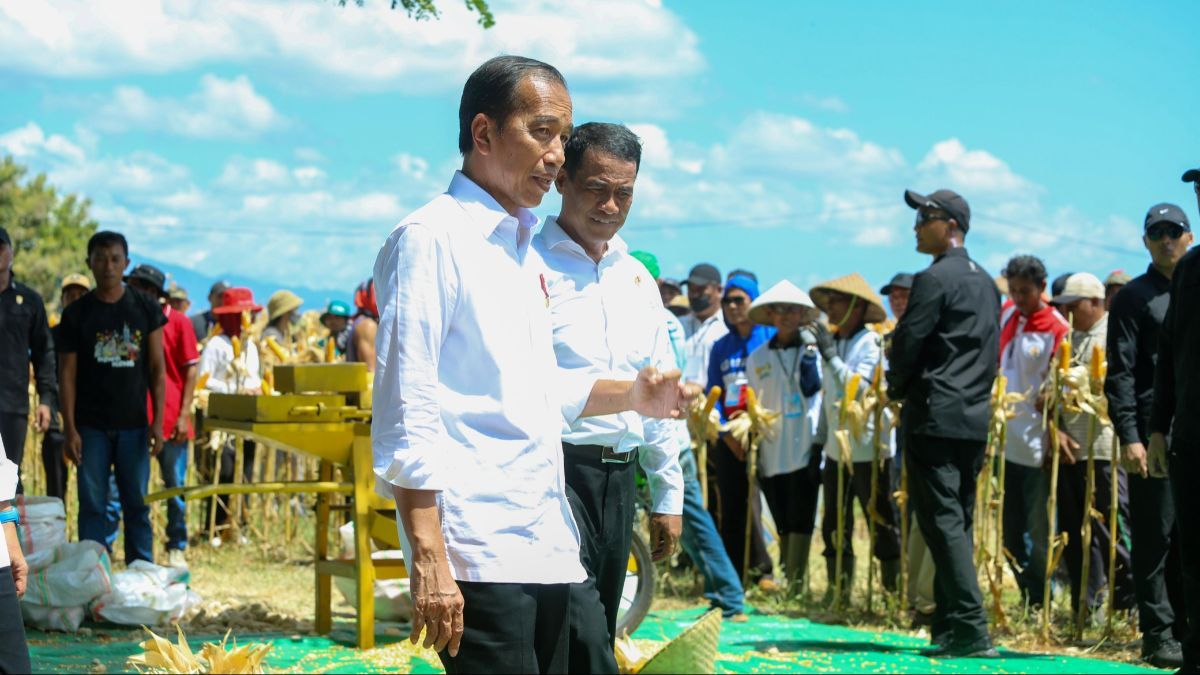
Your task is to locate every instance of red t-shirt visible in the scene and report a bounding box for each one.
[147,305,201,438]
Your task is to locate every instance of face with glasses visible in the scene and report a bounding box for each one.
[913,208,956,255]
[721,288,752,326]
[767,303,811,335]
[1143,221,1193,271]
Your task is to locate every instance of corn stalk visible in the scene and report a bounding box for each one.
[866,362,885,613]
[1041,328,1073,641]
[833,373,862,611]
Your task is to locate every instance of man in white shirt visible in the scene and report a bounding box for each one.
[681,263,728,386]
[533,122,684,673]
[371,56,695,674]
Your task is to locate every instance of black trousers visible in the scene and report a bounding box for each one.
[1128,472,1188,645]
[1168,449,1200,670]
[905,434,990,650]
[0,414,27,494]
[0,567,30,674]
[759,451,821,535]
[563,445,636,675]
[820,457,901,562]
[41,428,69,501]
[439,581,570,674]
[1056,459,1135,614]
[707,438,772,580]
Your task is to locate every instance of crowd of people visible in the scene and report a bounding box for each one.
[0,52,1197,675]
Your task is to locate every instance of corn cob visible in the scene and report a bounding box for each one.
[232,336,242,358]
[265,336,289,362]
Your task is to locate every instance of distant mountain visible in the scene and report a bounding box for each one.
[131,255,352,313]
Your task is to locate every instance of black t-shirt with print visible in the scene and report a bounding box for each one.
[58,287,167,430]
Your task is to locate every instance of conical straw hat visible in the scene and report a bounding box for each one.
[810,272,887,324]
[748,280,819,326]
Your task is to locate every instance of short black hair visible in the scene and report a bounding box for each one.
[563,122,642,178]
[1003,254,1048,287]
[87,231,129,258]
[458,55,568,155]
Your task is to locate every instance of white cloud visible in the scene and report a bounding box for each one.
[712,112,906,180]
[916,139,1035,196]
[92,74,283,139]
[0,0,703,99]
[51,150,190,194]
[801,94,850,113]
[292,166,326,186]
[394,153,429,181]
[0,122,86,162]
[216,157,290,189]
[627,123,672,169]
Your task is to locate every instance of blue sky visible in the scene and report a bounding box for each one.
[2,0,1197,308]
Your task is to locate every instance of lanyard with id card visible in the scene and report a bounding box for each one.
[777,348,806,419]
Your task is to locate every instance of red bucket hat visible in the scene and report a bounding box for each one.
[212,286,263,315]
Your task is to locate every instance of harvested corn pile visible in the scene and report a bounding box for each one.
[181,602,310,636]
[128,626,271,674]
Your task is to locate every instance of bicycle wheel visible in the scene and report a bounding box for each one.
[616,530,656,637]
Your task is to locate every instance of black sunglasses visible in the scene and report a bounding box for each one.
[721,296,748,306]
[1146,223,1186,242]
[915,210,951,227]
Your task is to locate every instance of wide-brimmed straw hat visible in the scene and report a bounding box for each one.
[809,273,887,324]
[267,290,304,323]
[748,280,819,326]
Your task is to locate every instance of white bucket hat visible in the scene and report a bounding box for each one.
[748,280,820,326]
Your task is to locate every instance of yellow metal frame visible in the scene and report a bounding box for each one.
[146,413,400,649]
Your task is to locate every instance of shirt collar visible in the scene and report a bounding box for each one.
[540,216,628,259]
[934,247,969,263]
[447,171,540,240]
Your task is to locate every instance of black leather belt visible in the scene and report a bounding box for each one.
[562,442,637,464]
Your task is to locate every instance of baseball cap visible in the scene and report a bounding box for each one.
[1144,203,1190,231]
[126,264,167,295]
[0,227,10,248]
[1103,270,1132,287]
[880,272,915,295]
[1182,168,1200,184]
[659,277,682,293]
[1052,272,1105,305]
[682,263,721,287]
[904,189,972,232]
[1050,273,1074,301]
[209,280,231,298]
[61,273,92,292]
[629,250,660,279]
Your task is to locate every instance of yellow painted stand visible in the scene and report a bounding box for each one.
[145,364,398,650]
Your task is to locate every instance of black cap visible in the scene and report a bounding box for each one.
[880,272,915,295]
[1051,272,1074,301]
[904,188,971,233]
[682,263,721,287]
[209,280,231,297]
[1144,203,1190,231]
[126,264,167,295]
[0,227,10,248]
[1182,168,1200,184]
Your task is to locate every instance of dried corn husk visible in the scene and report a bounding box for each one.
[687,388,722,452]
[128,626,271,674]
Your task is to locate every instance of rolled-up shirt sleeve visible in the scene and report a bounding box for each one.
[372,223,457,493]
[557,366,603,427]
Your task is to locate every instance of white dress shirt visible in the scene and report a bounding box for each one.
[371,172,595,585]
[681,311,728,386]
[198,335,261,393]
[533,217,684,515]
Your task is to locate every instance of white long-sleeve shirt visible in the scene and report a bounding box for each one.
[198,335,261,393]
[681,310,728,387]
[820,327,894,463]
[371,172,594,585]
[746,341,822,477]
[533,217,684,515]
[0,433,14,568]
